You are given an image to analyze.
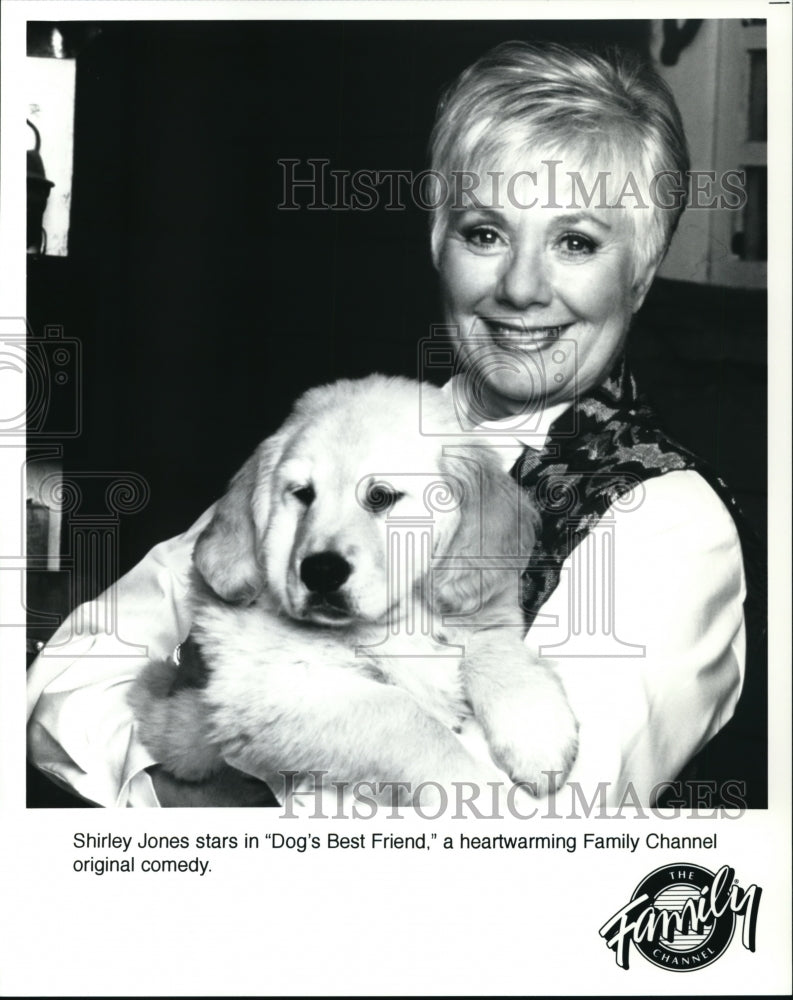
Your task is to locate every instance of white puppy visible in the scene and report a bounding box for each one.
[130,375,578,803]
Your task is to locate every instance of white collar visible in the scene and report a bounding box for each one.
[441,376,571,471]
[475,400,570,448]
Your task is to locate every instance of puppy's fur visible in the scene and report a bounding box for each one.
[130,376,578,801]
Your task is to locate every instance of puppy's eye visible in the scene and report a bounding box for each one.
[361,481,405,514]
[291,484,315,506]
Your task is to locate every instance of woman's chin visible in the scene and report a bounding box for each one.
[461,365,571,419]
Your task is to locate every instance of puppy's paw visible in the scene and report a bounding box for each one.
[129,661,224,782]
[480,673,578,797]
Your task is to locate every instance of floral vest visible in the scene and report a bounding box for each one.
[511,356,767,808]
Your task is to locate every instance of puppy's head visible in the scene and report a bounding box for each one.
[193,375,537,626]
[192,377,441,622]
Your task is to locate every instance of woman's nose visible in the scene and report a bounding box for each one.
[495,247,553,309]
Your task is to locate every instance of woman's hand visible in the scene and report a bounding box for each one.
[147,763,279,807]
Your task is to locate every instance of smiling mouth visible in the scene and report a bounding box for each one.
[484,320,571,350]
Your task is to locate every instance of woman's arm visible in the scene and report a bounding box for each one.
[528,470,747,807]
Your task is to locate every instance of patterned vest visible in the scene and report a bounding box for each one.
[511,355,767,808]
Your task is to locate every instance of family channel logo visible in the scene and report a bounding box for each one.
[599,864,762,971]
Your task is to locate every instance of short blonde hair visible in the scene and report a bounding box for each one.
[429,41,690,275]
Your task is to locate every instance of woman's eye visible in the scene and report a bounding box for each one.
[559,232,597,255]
[463,225,503,250]
[291,484,315,506]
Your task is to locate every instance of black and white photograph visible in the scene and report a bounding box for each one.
[1,1,790,996]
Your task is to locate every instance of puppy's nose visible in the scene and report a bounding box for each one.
[300,551,352,594]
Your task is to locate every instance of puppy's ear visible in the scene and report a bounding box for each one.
[193,433,286,604]
[432,445,539,618]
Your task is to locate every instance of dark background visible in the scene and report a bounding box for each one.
[27,20,766,806]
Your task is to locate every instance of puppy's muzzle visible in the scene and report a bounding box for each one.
[300,551,353,614]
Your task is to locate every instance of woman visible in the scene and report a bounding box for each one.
[26,41,761,808]
[427,42,761,808]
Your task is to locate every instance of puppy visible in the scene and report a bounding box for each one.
[130,375,578,803]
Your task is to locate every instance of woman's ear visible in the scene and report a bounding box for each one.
[430,210,446,271]
[631,257,661,314]
[432,444,539,619]
[192,432,286,604]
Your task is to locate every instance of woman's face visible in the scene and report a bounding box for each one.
[436,165,657,419]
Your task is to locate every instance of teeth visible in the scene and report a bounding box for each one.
[489,322,565,346]
[498,325,560,336]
